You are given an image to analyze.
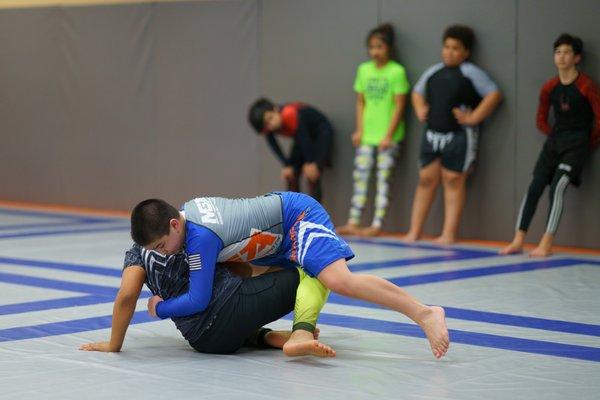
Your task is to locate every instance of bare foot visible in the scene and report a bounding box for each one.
[499,241,523,255]
[263,330,292,349]
[529,245,552,257]
[529,233,554,258]
[402,232,421,242]
[360,226,381,237]
[283,339,336,358]
[264,328,320,348]
[433,235,455,245]
[419,306,450,359]
[336,223,360,235]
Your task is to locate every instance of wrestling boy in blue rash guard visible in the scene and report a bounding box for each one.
[131,191,450,359]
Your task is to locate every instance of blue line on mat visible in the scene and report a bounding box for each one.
[300,313,600,363]
[0,295,104,315]
[0,219,122,232]
[3,309,597,363]
[0,311,155,342]
[0,271,119,296]
[0,207,118,222]
[0,256,123,277]
[389,258,581,286]
[346,237,496,255]
[327,295,600,337]
[0,292,151,316]
[0,224,130,240]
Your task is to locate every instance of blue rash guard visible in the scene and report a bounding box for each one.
[155,192,354,319]
[156,223,223,318]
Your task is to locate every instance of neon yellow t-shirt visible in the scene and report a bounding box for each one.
[353,60,410,145]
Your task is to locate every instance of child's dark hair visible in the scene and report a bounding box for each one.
[554,33,583,55]
[443,25,475,52]
[130,199,179,246]
[248,98,275,133]
[367,23,397,60]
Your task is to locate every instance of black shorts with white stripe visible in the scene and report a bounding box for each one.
[419,126,479,173]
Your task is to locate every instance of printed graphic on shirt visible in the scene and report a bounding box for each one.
[220,229,283,263]
[193,198,223,225]
[365,77,391,101]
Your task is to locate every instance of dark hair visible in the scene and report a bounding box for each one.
[248,98,275,133]
[443,25,475,52]
[554,33,583,55]
[367,23,397,60]
[130,199,179,246]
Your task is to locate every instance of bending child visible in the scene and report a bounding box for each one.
[131,191,449,358]
[500,34,600,257]
[248,98,333,202]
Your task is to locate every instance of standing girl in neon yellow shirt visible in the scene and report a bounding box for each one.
[337,23,410,236]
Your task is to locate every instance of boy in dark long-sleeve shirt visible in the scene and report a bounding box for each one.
[500,33,600,257]
[248,98,333,202]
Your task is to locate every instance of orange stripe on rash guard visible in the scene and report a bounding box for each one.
[289,211,307,262]
[279,103,302,137]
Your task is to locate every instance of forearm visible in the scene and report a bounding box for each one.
[411,92,428,118]
[266,136,289,165]
[355,95,364,133]
[157,292,209,318]
[385,97,407,137]
[108,293,138,351]
[470,91,502,124]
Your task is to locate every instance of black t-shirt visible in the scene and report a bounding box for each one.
[414,62,499,132]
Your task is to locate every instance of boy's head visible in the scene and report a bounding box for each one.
[442,25,474,67]
[248,98,282,134]
[553,33,583,70]
[131,199,185,255]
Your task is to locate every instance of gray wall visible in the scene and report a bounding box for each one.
[0,1,259,210]
[0,0,598,248]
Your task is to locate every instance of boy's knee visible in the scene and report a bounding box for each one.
[418,174,438,188]
[442,172,464,188]
[322,275,356,297]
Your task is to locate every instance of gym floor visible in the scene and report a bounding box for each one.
[1,203,599,400]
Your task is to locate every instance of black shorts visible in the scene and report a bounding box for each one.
[532,131,590,186]
[419,127,479,173]
[189,268,299,354]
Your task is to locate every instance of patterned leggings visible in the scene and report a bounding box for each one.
[348,144,398,228]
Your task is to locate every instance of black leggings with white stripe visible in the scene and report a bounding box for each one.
[516,171,570,234]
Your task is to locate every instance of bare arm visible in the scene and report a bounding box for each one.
[412,91,429,123]
[380,94,407,149]
[351,93,365,147]
[79,266,145,352]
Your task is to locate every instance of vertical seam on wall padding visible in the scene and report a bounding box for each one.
[151,2,158,184]
[257,0,262,94]
[377,0,382,24]
[513,0,519,222]
[257,0,263,191]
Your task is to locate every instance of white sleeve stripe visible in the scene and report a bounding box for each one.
[460,62,499,97]
[413,63,444,95]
